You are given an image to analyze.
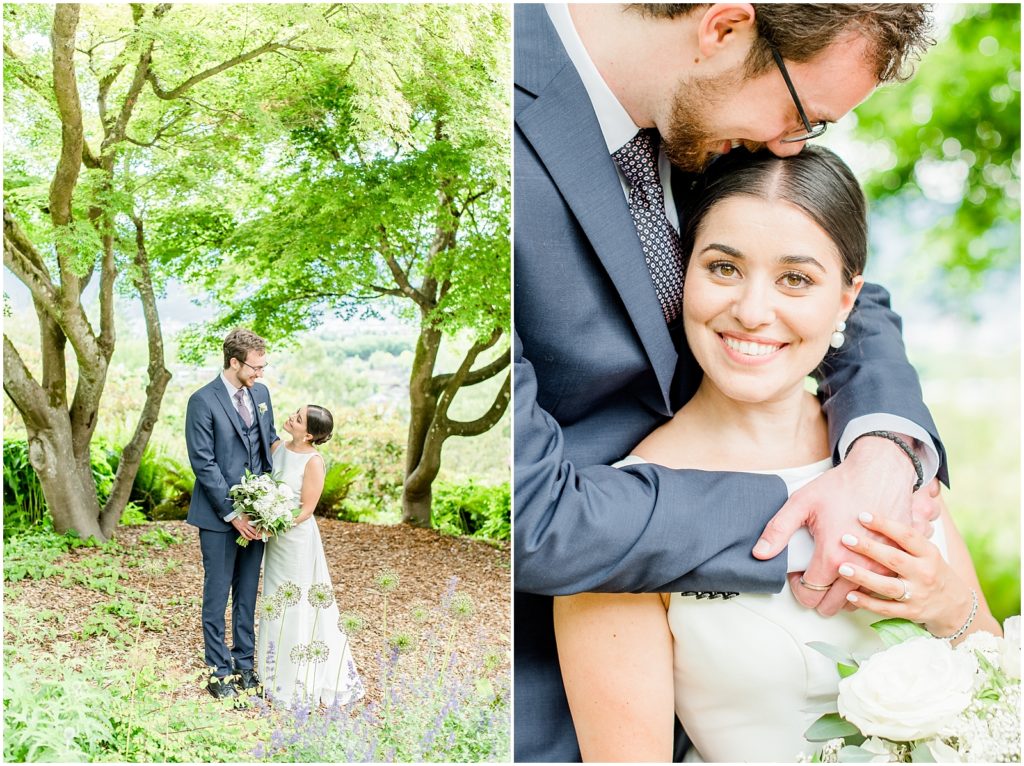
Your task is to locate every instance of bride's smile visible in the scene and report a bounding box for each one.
[683,194,862,406]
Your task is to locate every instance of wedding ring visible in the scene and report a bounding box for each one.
[896,577,912,602]
[798,576,833,591]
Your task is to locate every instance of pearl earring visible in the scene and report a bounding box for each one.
[830,319,847,349]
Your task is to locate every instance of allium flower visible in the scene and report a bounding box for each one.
[262,596,283,620]
[290,643,309,664]
[410,603,431,622]
[376,568,399,592]
[449,593,475,621]
[307,640,330,664]
[389,632,415,653]
[307,583,335,609]
[339,611,365,634]
[277,581,301,607]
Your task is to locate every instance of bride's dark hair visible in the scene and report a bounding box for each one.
[681,145,867,286]
[305,405,334,446]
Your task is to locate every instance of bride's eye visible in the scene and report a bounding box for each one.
[708,261,740,279]
[779,271,813,289]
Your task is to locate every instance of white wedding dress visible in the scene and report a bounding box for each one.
[257,445,364,706]
[617,456,948,762]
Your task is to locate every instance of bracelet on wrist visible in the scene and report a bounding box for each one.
[844,430,924,492]
[933,589,979,642]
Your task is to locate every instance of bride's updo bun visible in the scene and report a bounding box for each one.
[306,405,334,446]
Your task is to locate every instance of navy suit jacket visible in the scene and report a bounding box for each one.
[185,377,278,531]
[512,5,947,762]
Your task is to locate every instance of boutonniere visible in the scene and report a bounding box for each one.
[258,402,268,415]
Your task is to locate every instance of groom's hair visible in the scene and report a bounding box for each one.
[306,405,334,446]
[223,328,267,369]
[627,4,934,83]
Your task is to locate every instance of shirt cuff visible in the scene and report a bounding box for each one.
[223,511,239,523]
[786,527,814,573]
[837,415,939,485]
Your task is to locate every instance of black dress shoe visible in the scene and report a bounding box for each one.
[236,668,262,693]
[206,676,239,699]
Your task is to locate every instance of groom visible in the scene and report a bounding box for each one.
[186,328,279,699]
[515,4,945,761]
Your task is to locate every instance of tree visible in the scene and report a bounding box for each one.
[3,4,356,540]
[162,4,511,527]
[851,3,1020,288]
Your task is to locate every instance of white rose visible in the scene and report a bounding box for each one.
[1001,616,1020,679]
[838,636,977,741]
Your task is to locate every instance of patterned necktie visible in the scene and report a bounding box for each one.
[611,128,685,323]
[234,389,252,427]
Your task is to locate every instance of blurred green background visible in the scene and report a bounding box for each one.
[823,3,1020,622]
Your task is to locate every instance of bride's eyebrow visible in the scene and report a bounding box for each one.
[699,243,743,258]
[779,253,827,273]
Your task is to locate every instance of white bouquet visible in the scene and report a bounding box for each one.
[227,470,300,547]
[803,617,1020,763]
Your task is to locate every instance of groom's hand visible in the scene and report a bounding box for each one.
[752,436,920,616]
[231,514,260,541]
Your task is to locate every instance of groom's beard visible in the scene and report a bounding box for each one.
[662,70,763,174]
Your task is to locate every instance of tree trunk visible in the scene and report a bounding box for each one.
[402,324,442,527]
[402,485,433,529]
[400,322,510,528]
[25,423,106,541]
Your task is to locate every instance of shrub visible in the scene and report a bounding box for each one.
[2,440,47,537]
[431,481,510,542]
[3,640,257,762]
[315,462,362,520]
[2,438,194,533]
[105,443,194,520]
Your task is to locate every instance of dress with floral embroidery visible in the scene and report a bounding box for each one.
[257,446,364,706]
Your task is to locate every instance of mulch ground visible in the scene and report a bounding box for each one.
[4,519,510,708]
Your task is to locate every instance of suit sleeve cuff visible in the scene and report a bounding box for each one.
[223,511,239,523]
[837,415,939,484]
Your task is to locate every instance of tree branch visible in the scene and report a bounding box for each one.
[3,335,50,432]
[102,214,172,535]
[4,41,57,108]
[146,36,304,101]
[445,372,510,438]
[6,40,102,168]
[49,4,85,229]
[433,340,509,391]
[379,225,433,310]
[4,210,61,316]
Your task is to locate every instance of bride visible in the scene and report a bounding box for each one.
[256,404,364,706]
[553,146,1001,762]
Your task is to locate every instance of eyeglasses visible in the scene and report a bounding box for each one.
[769,44,828,144]
[241,361,268,373]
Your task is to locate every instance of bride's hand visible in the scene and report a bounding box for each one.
[835,511,974,638]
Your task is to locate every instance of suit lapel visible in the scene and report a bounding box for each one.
[515,5,677,408]
[212,377,247,444]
